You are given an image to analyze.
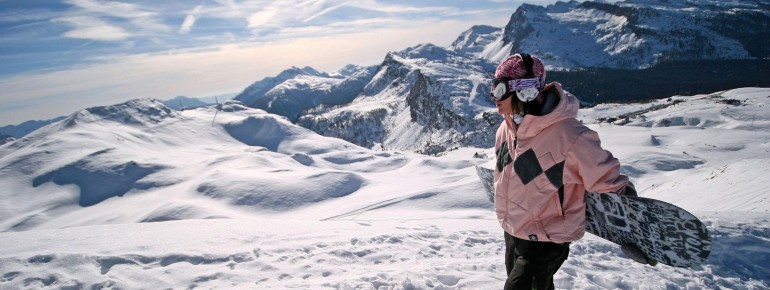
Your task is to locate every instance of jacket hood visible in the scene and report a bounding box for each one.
[514,82,579,139]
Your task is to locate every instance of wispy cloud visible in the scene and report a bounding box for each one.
[66,0,156,18]
[56,0,170,41]
[239,0,471,42]
[247,5,281,30]
[0,8,62,24]
[180,5,204,34]
[302,2,349,23]
[53,16,131,41]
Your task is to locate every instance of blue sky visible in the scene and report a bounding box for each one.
[0,0,564,126]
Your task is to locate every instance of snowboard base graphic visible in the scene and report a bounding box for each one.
[475,166,711,268]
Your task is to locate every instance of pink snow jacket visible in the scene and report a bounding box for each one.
[494,82,629,244]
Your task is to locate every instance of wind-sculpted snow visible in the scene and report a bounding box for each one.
[224,115,297,152]
[224,114,361,155]
[1,215,769,289]
[1,88,770,288]
[0,97,491,231]
[32,151,167,207]
[140,204,226,223]
[620,152,705,177]
[196,170,363,211]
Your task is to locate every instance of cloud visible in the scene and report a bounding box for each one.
[53,16,131,41]
[0,8,62,24]
[62,0,171,37]
[352,2,459,15]
[179,15,196,34]
[247,5,282,30]
[238,0,486,41]
[302,2,348,23]
[179,5,204,34]
[65,0,155,19]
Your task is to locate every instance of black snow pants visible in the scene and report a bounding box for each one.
[504,232,570,290]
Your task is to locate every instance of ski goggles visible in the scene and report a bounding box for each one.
[491,77,543,102]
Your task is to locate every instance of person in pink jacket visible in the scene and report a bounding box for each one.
[491,53,655,290]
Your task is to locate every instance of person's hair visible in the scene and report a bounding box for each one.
[511,98,525,114]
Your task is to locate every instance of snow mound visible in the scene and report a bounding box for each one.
[196,170,364,212]
[32,149,168,207]
[621,152,705,177]
[224,113,362,155]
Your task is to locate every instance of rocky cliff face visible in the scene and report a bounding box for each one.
[297,44,501,154]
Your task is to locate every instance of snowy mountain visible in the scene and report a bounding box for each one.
[0,97,220,142]
[462,0,770,68]
[228,0,769,154]
[0,116,66,140]
[233,44,501,154]
[1,88,769,289]
[234,65,378,122]
[297,44,501,154]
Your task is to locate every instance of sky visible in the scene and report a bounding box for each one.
[0,0,570,127]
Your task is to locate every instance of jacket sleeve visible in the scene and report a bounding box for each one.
[564,129,628,194]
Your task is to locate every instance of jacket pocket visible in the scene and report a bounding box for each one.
[556,186,565,216]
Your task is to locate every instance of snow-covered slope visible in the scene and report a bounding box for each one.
[0,98,490,232]
[465,0,770,68]
[449,25,503,57]
[579,88,770,213]
[1,88,769,289]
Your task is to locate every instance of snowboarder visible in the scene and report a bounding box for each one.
[490,53,656,290]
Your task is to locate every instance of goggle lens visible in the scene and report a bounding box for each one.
[490,77,542,102]
[491,82,511,102]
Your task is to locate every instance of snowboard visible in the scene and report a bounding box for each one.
[475,166,711,268]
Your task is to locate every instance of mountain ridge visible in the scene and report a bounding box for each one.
[230,0,769,153]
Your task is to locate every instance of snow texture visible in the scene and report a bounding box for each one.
[1,88,769,289]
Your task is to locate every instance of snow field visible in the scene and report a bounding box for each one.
[1,88,769,289]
